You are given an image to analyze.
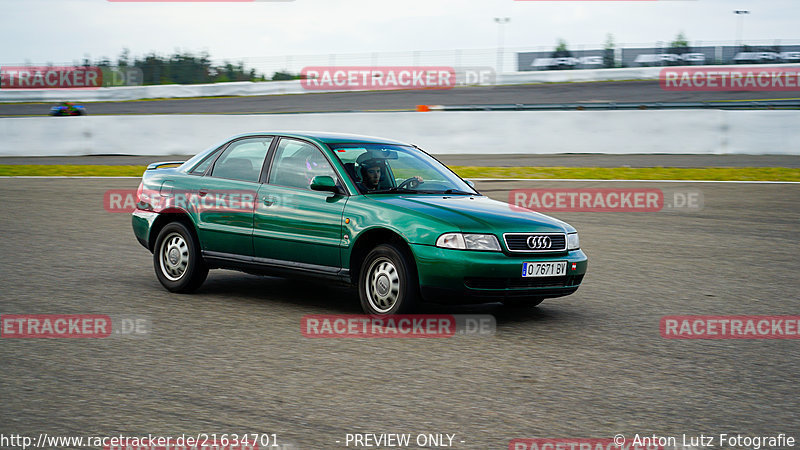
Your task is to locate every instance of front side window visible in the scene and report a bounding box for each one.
[268,138,337,190]
[210,137,273,182]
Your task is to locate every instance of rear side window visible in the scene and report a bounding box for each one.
[189,147,223,175]
[210,137,273,182]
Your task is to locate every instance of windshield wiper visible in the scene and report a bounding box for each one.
[367,188,477,195]
[441,189,476,195]
[368,187,418,194]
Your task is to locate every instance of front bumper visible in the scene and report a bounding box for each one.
[410,244,588,304]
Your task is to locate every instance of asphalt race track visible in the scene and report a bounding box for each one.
[1,177,798,449]
[2,80,799,116]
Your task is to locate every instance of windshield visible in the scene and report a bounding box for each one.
[329,143,477,195]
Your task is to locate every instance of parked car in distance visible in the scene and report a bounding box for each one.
[132,132,587,315]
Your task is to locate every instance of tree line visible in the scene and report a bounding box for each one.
[85,49,299,85]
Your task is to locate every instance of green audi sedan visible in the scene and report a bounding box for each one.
[132,132,587,315]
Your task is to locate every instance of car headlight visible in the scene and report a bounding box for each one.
[567,232,580,250]
[436,233,501,251]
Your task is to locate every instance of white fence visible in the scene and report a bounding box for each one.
[2,68,663,103]
[1,110,798,156]
[0,80,304,103]
[2,64,799,103]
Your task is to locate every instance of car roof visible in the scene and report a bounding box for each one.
[229,131,411,146]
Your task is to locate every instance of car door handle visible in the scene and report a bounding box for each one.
[198,189,208,197]
[262,196,273,206]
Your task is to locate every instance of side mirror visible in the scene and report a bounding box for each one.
[310,175,339,194]
[464,180,475,188]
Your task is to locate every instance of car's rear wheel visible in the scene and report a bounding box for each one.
[358,244,419,315]
[153,222,208,292]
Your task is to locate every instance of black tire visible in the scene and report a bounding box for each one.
[358,243,420,315]
[502,297,545,308]
[153,222,208,292]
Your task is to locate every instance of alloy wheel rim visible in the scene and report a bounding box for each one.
[365,257,401,313]
[160,232,189,281]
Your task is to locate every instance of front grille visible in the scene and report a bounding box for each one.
[465,275,583,290]
[504,233,567,252]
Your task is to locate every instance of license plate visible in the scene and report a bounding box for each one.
[522,261,567,278]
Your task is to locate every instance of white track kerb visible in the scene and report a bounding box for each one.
[1,110,799,157]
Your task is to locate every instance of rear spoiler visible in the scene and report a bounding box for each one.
[146,161,185,170]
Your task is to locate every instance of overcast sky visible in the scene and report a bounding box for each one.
[2,0,797,66]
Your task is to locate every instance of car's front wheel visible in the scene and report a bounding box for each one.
[153,222,208,292]
[358,244,419,315]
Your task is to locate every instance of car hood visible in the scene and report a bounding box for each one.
[372,195,575,234]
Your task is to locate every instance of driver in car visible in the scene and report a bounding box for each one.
[359,157,422,191]
[360,159,383,190]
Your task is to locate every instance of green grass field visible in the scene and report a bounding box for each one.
[450,166,800,182]
[0,165,146,177]
[1,164,799,181]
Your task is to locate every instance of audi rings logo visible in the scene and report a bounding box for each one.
[504,233,565,252]
[526,235,552,250]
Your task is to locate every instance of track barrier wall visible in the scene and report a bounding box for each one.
[1,110,797,156]
[2,64,796,103]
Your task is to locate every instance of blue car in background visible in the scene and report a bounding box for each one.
[50,102,86,116]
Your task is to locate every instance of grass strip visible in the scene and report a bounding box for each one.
[0,165,146,177]
[451,166,800,182]
[1,165,799,181]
